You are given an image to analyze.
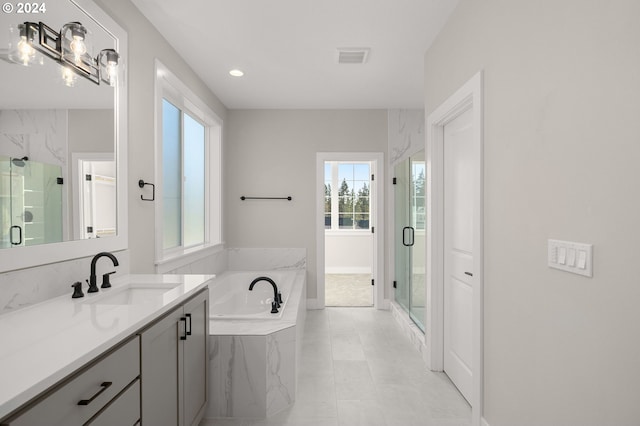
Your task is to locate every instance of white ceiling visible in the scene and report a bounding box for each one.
[131,0,459,109]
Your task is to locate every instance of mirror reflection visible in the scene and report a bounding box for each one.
[0,1,118,249]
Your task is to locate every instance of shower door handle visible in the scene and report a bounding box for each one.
[402,226,414,247]
[10,225,22,246]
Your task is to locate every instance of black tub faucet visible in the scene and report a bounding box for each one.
[249,276,281,312]
[88,252,119,293]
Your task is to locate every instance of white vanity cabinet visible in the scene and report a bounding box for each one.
[2,336,140,426]
[140,288,209,426]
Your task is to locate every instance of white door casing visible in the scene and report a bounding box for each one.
[315,152,385,310]
[426,71,483,426]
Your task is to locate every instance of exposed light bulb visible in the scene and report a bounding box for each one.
[64,22,88,65]
[70,36,86,56]
[17,36,35,65]
[99,49,119,86]
[61,66,77,87]
[105,61,117,85]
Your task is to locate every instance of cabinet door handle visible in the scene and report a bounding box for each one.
[185,313,192,336]
[180,317,188,340]
[78,381,112,405]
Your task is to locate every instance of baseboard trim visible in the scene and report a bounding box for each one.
[306,298,321,309]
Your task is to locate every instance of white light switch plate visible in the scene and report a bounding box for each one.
[548,239,593,277]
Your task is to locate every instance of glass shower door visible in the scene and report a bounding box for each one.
[0,156,63,247]
[394,151,426,332]
[0,156,11,248]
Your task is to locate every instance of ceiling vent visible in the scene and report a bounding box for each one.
[337,48,370,64]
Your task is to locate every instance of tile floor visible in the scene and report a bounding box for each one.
[201,308,470,426]
[325,274,373,307]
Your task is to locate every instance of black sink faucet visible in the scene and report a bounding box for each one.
[88,252,119,293]
[249,276,281,312]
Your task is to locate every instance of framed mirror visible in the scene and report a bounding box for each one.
[0,0,127,271]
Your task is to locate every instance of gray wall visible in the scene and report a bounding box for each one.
[95,0,228,272]
[225,109,388,301]
[424,1,640,424]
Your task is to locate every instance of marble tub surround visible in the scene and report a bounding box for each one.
[165,248,228,274]
[227,248,306,271]
[0,250,131,315]
[0,273,212,419]
[208,327,297,418]
[206,269,307,419]
[163,247,305,276]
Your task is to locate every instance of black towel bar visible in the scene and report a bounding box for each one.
[240,196,292,201]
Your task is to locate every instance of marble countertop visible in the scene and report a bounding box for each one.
[0,273,213,420]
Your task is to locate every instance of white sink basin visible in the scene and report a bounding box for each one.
[83,283,181,305]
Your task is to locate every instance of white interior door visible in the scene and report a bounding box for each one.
[443,107,474,403]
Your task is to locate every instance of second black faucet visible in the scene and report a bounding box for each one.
[88,252,119,293]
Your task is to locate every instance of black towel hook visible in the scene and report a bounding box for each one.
[138,180,155,201]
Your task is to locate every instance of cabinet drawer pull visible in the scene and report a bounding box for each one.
[180,317,188,340]
[185,313,192,336]
[77,381,112,405]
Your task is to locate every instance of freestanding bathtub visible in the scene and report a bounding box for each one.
[204,269,306,419]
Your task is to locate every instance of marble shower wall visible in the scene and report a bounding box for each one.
[388,109,425,166]
[0,110,68,167]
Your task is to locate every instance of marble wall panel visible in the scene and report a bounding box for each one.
[388,109,425,166]
[227,248,306,271]
[0,250,130,314]
[0,110,68,167]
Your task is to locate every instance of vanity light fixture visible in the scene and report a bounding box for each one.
[8,21,120,86]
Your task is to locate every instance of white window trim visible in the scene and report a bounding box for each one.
[154,60,223,271]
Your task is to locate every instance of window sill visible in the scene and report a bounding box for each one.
[155,242,225,274]
[324,229,372,236]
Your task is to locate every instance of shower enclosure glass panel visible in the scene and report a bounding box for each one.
[394,151,426,332]
[0,156,62,248]
[410,152,426,330]
[394,160,410,311]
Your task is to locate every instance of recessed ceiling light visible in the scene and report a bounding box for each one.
[229,69,244,77]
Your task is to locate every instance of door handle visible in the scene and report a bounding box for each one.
[464,272,473,277]
[402,226,415,247]
[10,225,22,245]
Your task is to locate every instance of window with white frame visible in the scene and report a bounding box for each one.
[324,161,371,231]
[156,62,222,262]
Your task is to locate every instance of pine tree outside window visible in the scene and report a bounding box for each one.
[325,162,370,231]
